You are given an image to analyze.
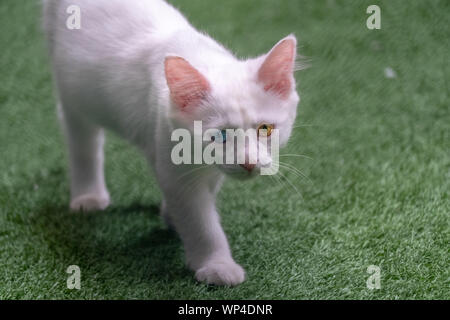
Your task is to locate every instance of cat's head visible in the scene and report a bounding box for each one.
[165,35,300,179]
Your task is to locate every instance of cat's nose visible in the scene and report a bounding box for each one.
[240,163,256,172]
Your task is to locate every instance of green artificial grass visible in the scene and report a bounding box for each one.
[0,0,449,299]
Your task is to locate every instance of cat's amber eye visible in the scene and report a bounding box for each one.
[257,124,274,137]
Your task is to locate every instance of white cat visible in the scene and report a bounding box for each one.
[43,0,300,286]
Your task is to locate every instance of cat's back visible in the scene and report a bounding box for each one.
[44,0,191,59]
[43,0,195,143]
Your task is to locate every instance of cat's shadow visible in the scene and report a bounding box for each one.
[28,169,193,287]
[30,202,194,285]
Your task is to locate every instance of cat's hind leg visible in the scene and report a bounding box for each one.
[58,104,110,211]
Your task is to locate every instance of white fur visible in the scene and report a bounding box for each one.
[43,0,300,286]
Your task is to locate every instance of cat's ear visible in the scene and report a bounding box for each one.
[164,56,211,109]
[258,35,297,100]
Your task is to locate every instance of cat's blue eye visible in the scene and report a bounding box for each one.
[221,130,227,143]
[211,130,227,143]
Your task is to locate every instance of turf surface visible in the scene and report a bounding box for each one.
[0,0,448,299]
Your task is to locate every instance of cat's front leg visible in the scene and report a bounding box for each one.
[59,104,110,212]
[163,183,245,286]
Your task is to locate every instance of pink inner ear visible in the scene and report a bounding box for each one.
[165,56,211,109]
[258,38,296,100]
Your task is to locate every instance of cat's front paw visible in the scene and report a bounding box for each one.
[195,259,245,286]
[70,193,110,212]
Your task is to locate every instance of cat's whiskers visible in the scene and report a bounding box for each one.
[279,153,314,161]
[177,165,208,182]
[268,172,288,194]
[292,124,318,130]
[276,169,304,201]
[176,165,210,197]
[261,164,299,199]
[274,161,313,185]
